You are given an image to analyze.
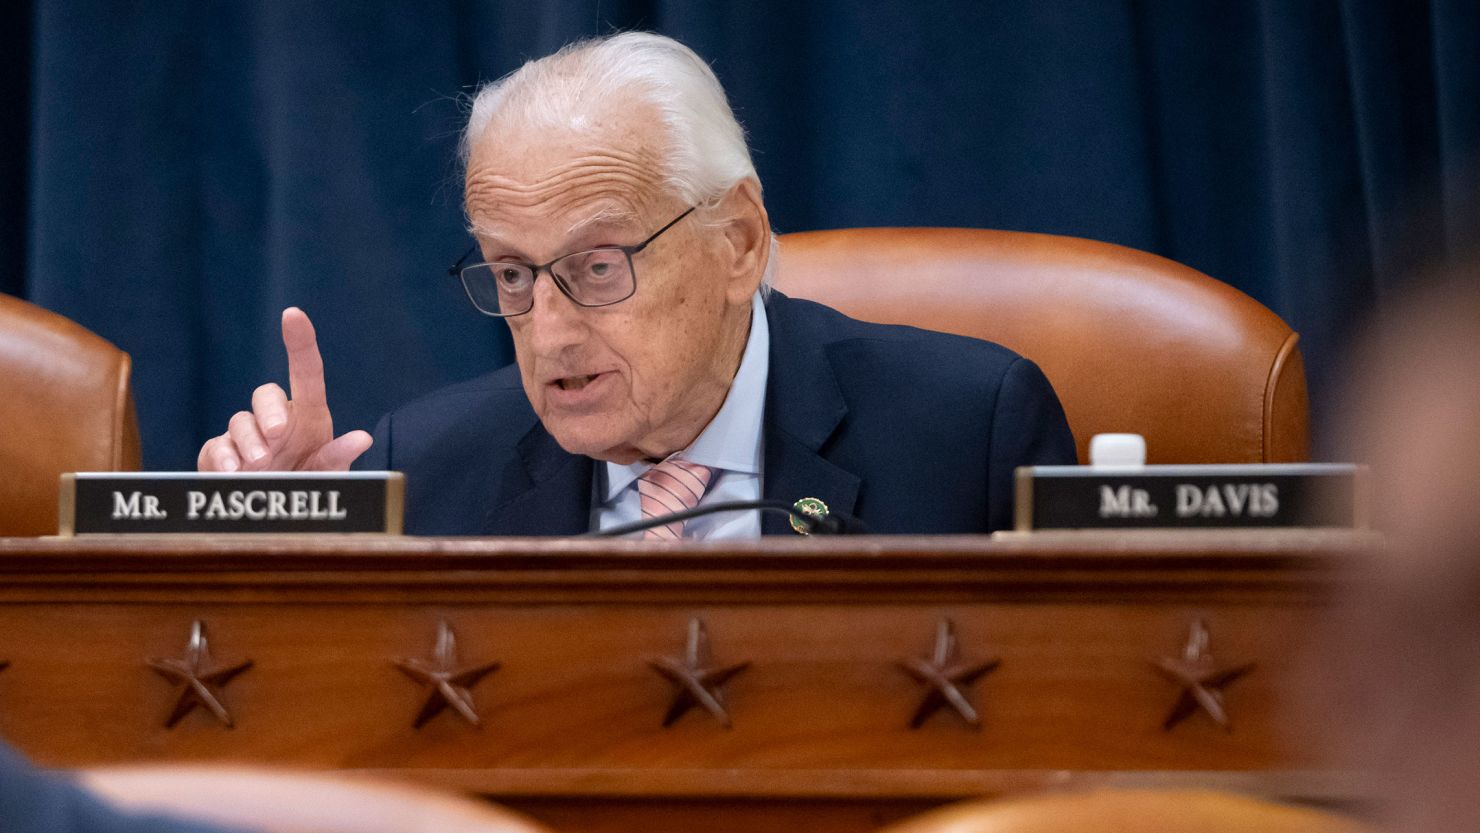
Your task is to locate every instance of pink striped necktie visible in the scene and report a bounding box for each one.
[637,458,714,540]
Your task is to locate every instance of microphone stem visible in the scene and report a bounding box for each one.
[583,500,839,538]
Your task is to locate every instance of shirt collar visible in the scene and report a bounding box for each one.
[603,291,770,500]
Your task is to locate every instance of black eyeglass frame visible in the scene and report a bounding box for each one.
[448,206,697,317]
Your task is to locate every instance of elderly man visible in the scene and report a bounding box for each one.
[198,32,1076,537]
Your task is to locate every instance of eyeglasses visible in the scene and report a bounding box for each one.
[448,207,696,318]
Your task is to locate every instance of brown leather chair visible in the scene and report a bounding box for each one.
[0,293,142,535]
[773,229,1309,464]
[83,765,554,833]
[878,789,1374,833]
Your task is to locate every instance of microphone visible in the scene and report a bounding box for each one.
[585,499,868,538]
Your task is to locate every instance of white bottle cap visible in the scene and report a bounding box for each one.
[1089,433,1147,468]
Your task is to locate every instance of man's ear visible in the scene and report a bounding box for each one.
[713,179,770,306]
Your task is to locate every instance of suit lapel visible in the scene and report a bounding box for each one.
[480,292,858,537]
[481,422,593,536]
[760,292,861,535]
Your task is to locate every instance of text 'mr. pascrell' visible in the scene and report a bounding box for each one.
[112,488,348,521]
[61,472,402,535]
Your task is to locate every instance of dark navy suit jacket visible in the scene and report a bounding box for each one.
[358,292,1076,535]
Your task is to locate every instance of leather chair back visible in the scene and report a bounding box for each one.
[0,294,142,535]
[773,228,1309,464]
[878,789,1372,833]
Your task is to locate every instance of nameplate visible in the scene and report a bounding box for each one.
[58,472,405,536]
[1014,464,1367,531]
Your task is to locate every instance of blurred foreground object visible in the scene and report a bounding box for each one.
[0,294,141,536]
[1327,269,1480,833]
[82,765,553,833]
[879,789,1373,833]
[0,739,248,833]
[775,229,1310,464]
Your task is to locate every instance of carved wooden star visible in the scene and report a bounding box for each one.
[147,621,254,729]
[1151,619,1257,731]
[898,618,1001,729]
[394,621,501,729]
[648,618,751,728]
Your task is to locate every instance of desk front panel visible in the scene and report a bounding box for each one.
[0,533,1369,831]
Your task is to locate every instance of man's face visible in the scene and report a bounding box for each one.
[463,108,758,464]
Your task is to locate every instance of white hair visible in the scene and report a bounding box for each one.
[461,32,778,286]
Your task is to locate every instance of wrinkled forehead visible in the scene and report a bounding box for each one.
[463,106,674,240]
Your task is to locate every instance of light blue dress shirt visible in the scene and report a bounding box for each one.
[593,292,769,539]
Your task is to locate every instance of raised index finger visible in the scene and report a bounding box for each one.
[281,307,328,409]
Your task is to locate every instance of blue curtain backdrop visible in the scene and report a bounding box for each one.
[2,1,1477,468]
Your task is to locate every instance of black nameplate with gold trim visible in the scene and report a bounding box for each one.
[1014,463,1366,531]
[59,472,404,536]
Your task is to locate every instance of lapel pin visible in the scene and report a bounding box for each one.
[790,497,830,535]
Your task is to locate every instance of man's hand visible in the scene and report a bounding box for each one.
[197,308,373,472]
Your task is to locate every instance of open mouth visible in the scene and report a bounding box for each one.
[554,373,600,391]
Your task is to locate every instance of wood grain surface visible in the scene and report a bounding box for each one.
[0,531,1375,832]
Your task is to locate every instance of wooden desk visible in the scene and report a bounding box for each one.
[0,532,1373,832]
